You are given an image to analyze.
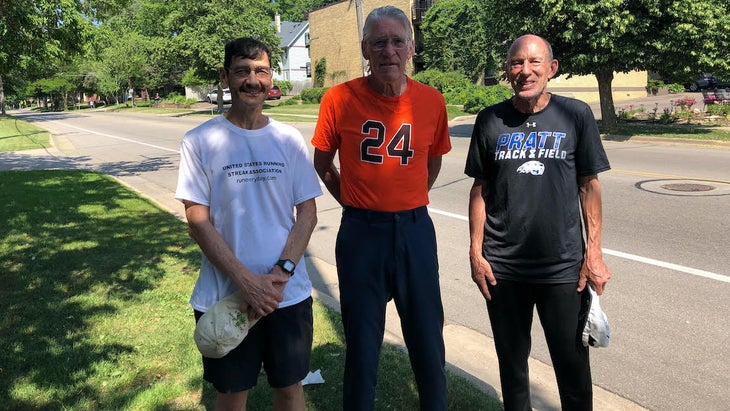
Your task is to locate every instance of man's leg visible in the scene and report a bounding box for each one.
[486,280,536,411]
[536,283,592,411]
[272,382,304,411]
[336,212,390,410]
[393,211,447,410]
[215,391,248,411]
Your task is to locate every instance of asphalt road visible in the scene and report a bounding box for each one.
[4,106,730,410]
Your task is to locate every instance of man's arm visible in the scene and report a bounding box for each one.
[183,200,289,317]
[268,198,318,289]
[578,174,611,295]
[468,179,497,301]
[427,156,442,190]
[313,148,343,206]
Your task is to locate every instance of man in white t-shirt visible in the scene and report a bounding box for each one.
[175,37,321,410]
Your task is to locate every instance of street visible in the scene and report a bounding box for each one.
[4,108,730,411]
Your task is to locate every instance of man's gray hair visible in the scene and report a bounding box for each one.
[362,6,413,41]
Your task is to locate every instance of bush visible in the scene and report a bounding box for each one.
[162,92,196,107]
[667,83,685,93]
[461,84,513,114]
[314,58,327,88]
[646,79,664,93]
[412,70,472,98]
[706,104,730,116]
[278,96,301,106]
[300,87,329,103]
[413,69,511,111]
[274,80,292,95]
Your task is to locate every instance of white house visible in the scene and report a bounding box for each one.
[273,14,311,93]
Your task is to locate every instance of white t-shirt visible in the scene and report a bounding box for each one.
[175,115,322,311]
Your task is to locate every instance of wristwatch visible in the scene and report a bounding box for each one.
[276,259,296,276]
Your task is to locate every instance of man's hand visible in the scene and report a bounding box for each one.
[242,272,290,320]
[470,253,497,301]
[578,254,611,295]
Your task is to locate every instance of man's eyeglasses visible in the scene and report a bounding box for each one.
[227,66,271,80]
[369,37,410,52]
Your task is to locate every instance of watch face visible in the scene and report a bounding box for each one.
[283,260,295,272]
[278,259,295,274]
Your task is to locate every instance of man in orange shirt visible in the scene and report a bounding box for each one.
[311,6,451,410]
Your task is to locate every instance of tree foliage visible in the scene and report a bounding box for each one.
[0,0,97,113]
[2,0,283,111]
[421,0,495,84]
[478,0,730,126]
[420,0,730,126]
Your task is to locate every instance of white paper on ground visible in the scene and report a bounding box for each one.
[301,369,325,385]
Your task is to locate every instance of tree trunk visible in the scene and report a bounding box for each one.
[596,70,616,128]
[0,74,5,116]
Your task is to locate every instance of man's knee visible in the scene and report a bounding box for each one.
[273,382,304,409]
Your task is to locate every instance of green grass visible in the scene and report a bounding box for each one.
[0,170,502,410]
[0,116,50,151]
[599,122,730,141]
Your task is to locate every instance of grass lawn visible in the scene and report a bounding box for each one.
[599,122,730,141]
[0,170,502,410]
[0,116,50,151]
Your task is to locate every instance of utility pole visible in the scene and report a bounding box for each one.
[354,0,368,76]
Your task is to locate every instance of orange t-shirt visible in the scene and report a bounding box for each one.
[312,77,451,212]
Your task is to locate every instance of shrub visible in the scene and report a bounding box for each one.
[278,96,300,106]
[412,69,512,111]
[163,92,196,107]
[667,83,685,93]
[274,80,292,95]
[412,70,471,97]
[314,58,327,88]
[706,104,730,116]
[300,87,329,103]
[461,84,513,114]
[646,79,664,93]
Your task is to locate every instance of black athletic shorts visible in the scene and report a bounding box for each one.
[193,296,313,393]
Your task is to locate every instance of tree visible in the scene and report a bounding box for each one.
[158,0,281,108]
[0,0,95,114]
[479,0,730,127]
[421,0,495,84]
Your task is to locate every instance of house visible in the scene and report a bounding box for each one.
[274,14,312,94]
[308,0,414,87]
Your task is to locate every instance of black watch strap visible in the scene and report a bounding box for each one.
[276,259,296,276]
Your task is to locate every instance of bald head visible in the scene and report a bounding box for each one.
[508,34,554,61]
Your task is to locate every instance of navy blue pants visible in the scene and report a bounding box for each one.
[487,280,592,411]
[336,206,447,411]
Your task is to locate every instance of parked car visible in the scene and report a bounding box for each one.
[267,85,282,100]
[687,74,719,91]
[206,88,231,104]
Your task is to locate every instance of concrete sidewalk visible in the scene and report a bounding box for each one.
[1,130,647,411]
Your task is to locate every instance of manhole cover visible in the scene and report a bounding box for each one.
[661,183,715,192]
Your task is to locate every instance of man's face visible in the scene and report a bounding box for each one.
[221,53,273,107]
[361,18,414,84]
[506,36,558,102]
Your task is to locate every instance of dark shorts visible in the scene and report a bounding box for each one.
[193,296,313,393]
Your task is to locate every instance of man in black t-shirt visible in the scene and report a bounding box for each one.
[465,34,612,411]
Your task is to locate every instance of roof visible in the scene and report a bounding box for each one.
[276,21,309,48]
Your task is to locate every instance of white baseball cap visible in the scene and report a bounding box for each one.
[194,291,259,358]
[582,285,611,348]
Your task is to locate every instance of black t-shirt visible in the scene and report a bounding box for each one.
[464,94,610,283]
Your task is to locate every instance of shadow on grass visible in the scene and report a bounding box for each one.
[0,170,202,409]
